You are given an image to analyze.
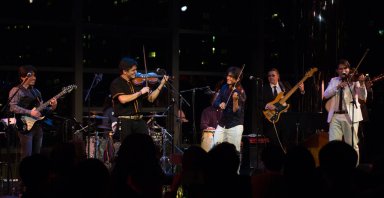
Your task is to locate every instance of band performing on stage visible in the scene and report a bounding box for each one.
[1,59,381,161]
[1,53,384,197]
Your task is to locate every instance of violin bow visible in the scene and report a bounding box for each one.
[348,48,369,82]
[142,45,149,87]
[224,64,245,109]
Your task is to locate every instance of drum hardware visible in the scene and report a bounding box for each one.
[97,125,112,131]
[73,122,104,159]
[143,114,167,118]
[85,131,111,161]
[83,115,108,119]
[159,126,184,175]
[148,119,183,175]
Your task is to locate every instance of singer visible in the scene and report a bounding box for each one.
[8,65,58,160]
[212,66,246,152]
[110,56,169,143]
[323,59,367,164]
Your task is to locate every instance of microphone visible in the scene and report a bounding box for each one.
[341,72,347,81]
[95,73,103,83]
[26,72,32,77]
[204,86,215,95]
[156,68,166,75]
[249,76,263,81]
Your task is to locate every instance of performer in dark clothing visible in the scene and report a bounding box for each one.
[213,66,246,152]
[261,68,305,151]
[110,56,169,143]
[9,65,58,159]
[200,90,222,152]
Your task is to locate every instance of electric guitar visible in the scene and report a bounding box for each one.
[18,85,77,132]
[263,68,318,123]
[368,73,384,86]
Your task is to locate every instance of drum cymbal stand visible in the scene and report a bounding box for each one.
[73,122,96,158]
[159,125,183,175]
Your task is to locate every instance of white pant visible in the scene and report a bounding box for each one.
[329,114,360,162]
[213,125,244,152]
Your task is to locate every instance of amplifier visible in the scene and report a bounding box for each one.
[241,135,269,170]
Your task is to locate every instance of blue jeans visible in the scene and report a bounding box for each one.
[18,124,43,160]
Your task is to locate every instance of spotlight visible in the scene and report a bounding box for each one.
[181,5,188,12]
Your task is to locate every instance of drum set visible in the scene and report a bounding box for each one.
[74,115,116,168]
[80,112,179,173]
[146,113,177,174]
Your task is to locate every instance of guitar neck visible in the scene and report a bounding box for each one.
[279,77,307,104]
[35,91,64,112]
[371,74,384,83]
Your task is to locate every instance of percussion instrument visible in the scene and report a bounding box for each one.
[201,129,215,152]
[149,125,163,147]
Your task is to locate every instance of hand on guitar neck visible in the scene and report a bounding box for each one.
[19,85,76,132]
[263,67,318,123]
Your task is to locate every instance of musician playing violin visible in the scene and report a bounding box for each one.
[110,56,169,142]
[213,66,246,152]
[323,59,367,164]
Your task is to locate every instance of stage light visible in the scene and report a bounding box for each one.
[149,51,156,58]
[181,5,188,12]
[378,29,384,36]
[318,14,323,22]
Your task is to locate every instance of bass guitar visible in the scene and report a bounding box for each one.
[263,68,318,123]
[17,84,77,132]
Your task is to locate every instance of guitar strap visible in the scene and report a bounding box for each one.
[30,87,42,104]
[279,81,287,92]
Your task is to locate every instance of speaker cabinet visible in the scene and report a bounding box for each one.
[241,136,269,170]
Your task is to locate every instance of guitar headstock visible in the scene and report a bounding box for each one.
[62,84,78,93]
[371,73,384,83]
[305,67,318,78]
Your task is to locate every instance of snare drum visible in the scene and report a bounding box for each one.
[201,129,215,152]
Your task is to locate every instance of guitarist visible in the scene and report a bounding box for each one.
[261,68,305,150]
[9,65,58,159]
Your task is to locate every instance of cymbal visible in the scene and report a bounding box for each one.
[144,114,167,118]
[97,125,112,130]
[83,115,108,119]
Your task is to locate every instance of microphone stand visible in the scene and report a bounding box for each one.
[254,78,263,169]
[160,81,189,158]
[1,77,30,195]
[345,77,358,161]
[84,74,101,158]
[180,86,208,144]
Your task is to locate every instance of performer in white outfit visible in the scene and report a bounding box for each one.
[323,59,367,164]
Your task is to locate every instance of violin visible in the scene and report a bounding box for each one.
[346,68,369,82]
[132,72,172,86]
